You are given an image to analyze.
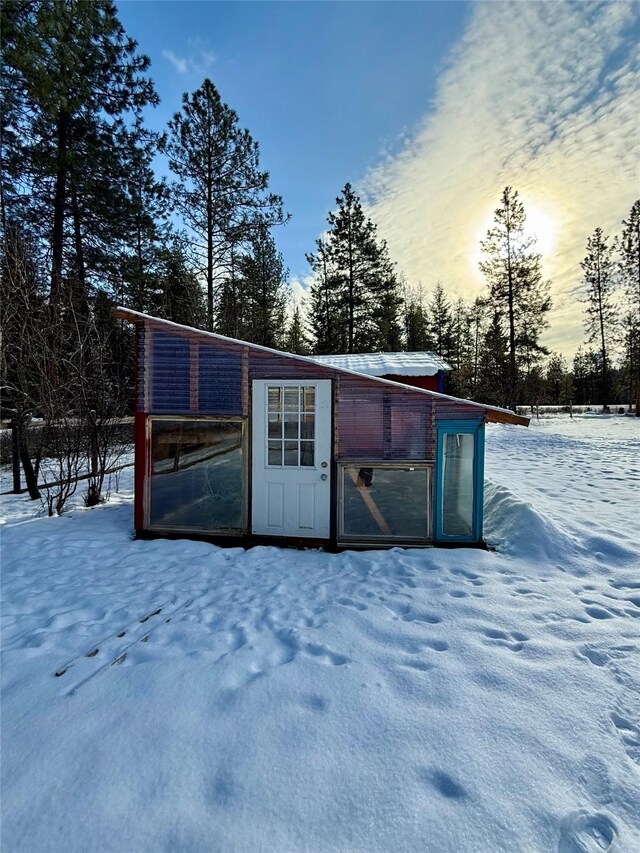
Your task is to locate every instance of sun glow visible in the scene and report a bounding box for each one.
[469,196,559,283]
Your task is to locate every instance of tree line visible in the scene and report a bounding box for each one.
[1,2,638,510]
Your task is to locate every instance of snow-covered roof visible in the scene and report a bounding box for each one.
[310,351,451,377]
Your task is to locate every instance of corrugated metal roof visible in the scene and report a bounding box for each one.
[311,351,451,376]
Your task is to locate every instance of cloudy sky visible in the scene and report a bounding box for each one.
[119,1,638,358]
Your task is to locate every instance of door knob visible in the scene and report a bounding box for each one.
[321,461,328,468]
[320,474,328,481]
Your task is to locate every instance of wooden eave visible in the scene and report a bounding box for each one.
[112,307,530,428]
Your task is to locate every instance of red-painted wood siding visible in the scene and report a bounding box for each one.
[382,373,440,392]
[136,322,486,461]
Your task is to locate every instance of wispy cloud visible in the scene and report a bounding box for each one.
[363,1,639,357]
[162,39,216,77]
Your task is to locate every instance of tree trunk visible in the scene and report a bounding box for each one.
[50,108,69,312]
[10,419,21,493]
[17,420,40,500]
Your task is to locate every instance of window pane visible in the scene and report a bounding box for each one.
[268,441,282,466]
[300,413,315,439]
[341,465,429,539]
[284,387,299,412]
[442,433,474,537]
[300,441,314,467]
[302,387,315,412]
[268,414,282,439]
[284,413,299,439]
[267,387,281,412]
[150,420,244,532]
[283,440,299,466]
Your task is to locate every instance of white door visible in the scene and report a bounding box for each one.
[252,380,332,538]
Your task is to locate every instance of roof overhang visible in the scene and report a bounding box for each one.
[112,307,530,428]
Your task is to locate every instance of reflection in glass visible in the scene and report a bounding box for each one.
[268,414,281,438]
[268,387,281,412]
[284,414,298,439]
[300,441,314,466]
[150,419,244,531]
[301,414,315,439]
[341,465,430,539]
[302,387,315,412]
[268,441,282,466]
[283,440,298,466]
[441,433,474,537]
[284,387,298,411]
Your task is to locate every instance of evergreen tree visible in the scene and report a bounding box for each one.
[237,226,288,348]
[163,78,286,331]
[307,184,403,354]
[402,284,433,352]
[306,238,344,354]
[476,311,510,407]
[284,305,310,355]
[580,227,617,410]
[157,239,206,328]
[479,187,552,409]
[2,0,157,317]
[618,200,640,414]
[428,282,454,361]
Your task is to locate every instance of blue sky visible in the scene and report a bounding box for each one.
[118,0,470,275]
[117,1,639,357]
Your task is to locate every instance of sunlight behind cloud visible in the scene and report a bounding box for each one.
[364,1,639,358]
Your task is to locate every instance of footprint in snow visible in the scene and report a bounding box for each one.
[557,809,617,853]
[610,710,640,766]
[421,768,468,800]
[335,597,367,612]
[480,627,528,652]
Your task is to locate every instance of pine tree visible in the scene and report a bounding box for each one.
[163,79,286,331]
[284,305,310,355]
[428,282,454,361]
[238,226,288,348]
[476,310,510,408]
[402,284,433,351]
[307,184,403,354]
[618,200,640,414]
[479,187,552,409]
[2,0,158,317]
[580,227,617,410]
[158,239,206,328]
[306,238,345,354]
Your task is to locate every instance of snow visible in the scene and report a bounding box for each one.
[1,415,639,852]
[311,351,451,376]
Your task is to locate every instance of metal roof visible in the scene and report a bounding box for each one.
[310,351,451,376]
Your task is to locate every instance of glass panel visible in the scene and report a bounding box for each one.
[284,413,299,439]
[300,413,315,439]
[283,440,298,466]
[442,433,475,537]
[300,441,315,467]
[267,387,281,412]
[268,440,282,466]
[302,387,315,412]
[341,465,429,540]
[284,387,299,412]
[150,420,244,531]
[268,414,282,439]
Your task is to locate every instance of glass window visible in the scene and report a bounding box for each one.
[266,385,315,468]
[149,419,245,532]
[441,433,475,537]
[340,464,431,540]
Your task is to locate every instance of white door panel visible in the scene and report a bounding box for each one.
[252,380,331,538]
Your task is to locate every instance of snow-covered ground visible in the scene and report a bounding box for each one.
[1,416,638,852]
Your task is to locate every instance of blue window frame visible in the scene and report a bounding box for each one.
[434,420,485,543]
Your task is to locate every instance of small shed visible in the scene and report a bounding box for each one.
[312,351,451,393]
[114,308,528,549]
